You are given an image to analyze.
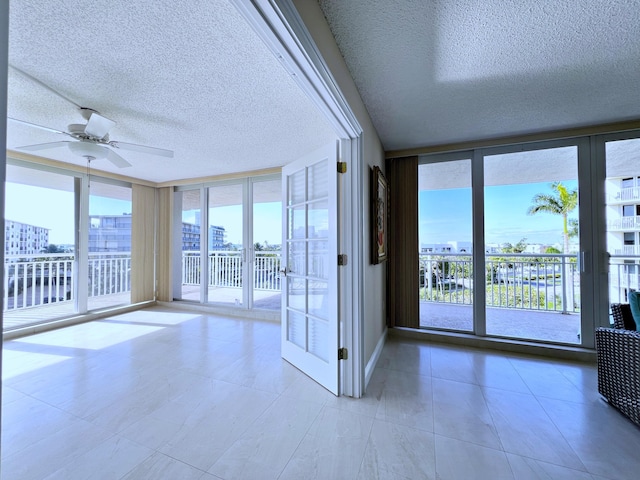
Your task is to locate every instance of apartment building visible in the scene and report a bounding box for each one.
[4,219,49,256]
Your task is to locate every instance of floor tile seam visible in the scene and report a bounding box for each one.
[533,397,607,476]
[276,386,332,406]
[504,356,537,396]
[501,445,593,475]
[431,421,504,452]
[67,432,158,480]
[532,390,594,405]
[433,431,507,455]
[372,412,435,435]
[479,384,589,472]
[252,405,324,478]
[158,449,216,476]
[377,364,433,378]
[344,409,377,480]
[194,391,285,469]
[273,415,337,480]
[531,391,592,472]
[429,371,481,388]
[476,381,510,453]
[355,444,416,480]
[1,424,118,476]
[10,389,92,426]
[556,366,598,395]
[432,432,511,478]
[115,449,159,480]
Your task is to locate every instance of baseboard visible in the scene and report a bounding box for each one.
[389,327,597,363]
[3,300,157,340]
[365,327,388,388]
[156,300,280,322]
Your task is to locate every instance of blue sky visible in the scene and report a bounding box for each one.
[8,179,577,248]
[5,183,133,244]
[6,183,75,244]
[419,181,579,246]
[182,203,282,246]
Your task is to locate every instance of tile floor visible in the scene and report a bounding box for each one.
[2,306,639,479]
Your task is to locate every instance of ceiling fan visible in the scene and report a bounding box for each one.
[8,66,174,168]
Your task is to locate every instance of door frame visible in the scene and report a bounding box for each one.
[232,0,365,396]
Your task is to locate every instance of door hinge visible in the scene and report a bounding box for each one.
[337,162,347,174]
[338,347,348,360]
[338,254,348,266]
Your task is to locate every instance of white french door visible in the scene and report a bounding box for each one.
[281,142,339,395]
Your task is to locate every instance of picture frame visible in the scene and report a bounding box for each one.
[370,166,388,264]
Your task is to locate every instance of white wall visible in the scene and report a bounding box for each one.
[291,0,387,371]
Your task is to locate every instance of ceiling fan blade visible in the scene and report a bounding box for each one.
[105,148,132,168]
[85,112,115,139]
[109,140,174,158]
[9,65,83,109]
[8,117,70,136]
[16,141,71,152]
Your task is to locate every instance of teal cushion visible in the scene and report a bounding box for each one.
[629,291,640,331]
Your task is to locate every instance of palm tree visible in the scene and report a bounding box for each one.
[527,182,578,310]
[527,182,578,255]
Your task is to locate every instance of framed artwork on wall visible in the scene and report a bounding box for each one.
[370,166,388,264]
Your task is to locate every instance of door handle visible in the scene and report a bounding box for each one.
[280,267,289,276]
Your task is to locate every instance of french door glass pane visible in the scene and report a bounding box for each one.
[605,138,640,309]
[208,184,243,305]
[88,182,132,311]
[484,146,581,344]
[418,160,473,331]
[4,165,75,330]
[181,189,201,301]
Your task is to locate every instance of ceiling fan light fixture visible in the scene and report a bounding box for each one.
[68,140,108,160]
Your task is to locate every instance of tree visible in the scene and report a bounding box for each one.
[41,244,65,254]
[501,238,528,254]
[568,218,579,239]
[527,182,577,255]
[528,182,578,310]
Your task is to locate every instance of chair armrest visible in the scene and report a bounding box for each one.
[595,327,640,426]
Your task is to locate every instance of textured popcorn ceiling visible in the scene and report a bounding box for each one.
[318,0,640,151]
[7,0,336,183]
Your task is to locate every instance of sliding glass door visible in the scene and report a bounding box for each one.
[4,164,76,329]
[418,156,473,331]
[418,136,605,347]
[87,181,132,311]
[252,177,282,310]
[604,137,640,310]
[4,160,138,332]
[207,183,244,306]
[174,174,281,311]
[180,189,202,301]
[483,145,581,344]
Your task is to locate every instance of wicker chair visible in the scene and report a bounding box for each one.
[595,303,640,426]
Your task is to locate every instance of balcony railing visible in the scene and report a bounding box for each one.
[608,215,640,231]
[613,245,640,255]
[4,250,283,313]
[4,250,635,317]
[609,186,640,203]
[609,254,640,303]
[4,253,75,310]
[3,252,131,311]
[420,253,582,314]
[181,250,282,290]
